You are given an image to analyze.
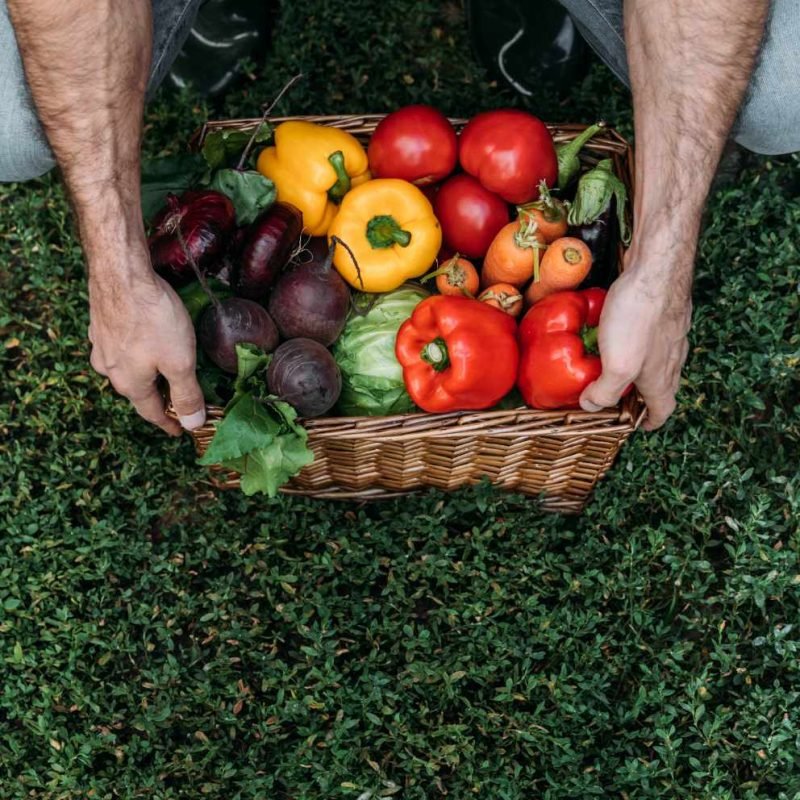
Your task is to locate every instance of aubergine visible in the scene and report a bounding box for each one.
[570,201,618,290]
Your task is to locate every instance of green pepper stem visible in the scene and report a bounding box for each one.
[581,325,599,355]
[366,215,412,249]
[327,151,351,202]
[420,337,450,372]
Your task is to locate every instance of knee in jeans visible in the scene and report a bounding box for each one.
[0,117,55,183]
[733,94,800,156]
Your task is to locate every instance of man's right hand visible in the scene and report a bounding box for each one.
[88,247,206,437]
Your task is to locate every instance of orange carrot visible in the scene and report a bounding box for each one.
[524,236,592,305]
[516,182,568,243]
[479,283,523,318]
[421,254,480,297]
[481,217,546,289]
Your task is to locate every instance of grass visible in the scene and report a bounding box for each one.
[1,0,799,797]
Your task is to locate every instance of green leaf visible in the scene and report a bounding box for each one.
[228,344,272,408]
[226,428,313,497]
[201,125,273,171]
[178,279,233,324]
[140,154,207,222]
[12,642,23,664]
[209,168,276,226]
[198,394,278,465]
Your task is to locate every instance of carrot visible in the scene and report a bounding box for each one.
[481,217,546,289]
[524,236,592,305]
[479,283,523,318]
[516,181,568,243]
[421,254,479,297]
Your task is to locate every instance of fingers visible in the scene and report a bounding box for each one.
[126,382,182,437]
[163,362,207,431]
[641,393,677,431]
[579,368,632,412]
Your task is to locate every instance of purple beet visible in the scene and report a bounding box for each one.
[197,297,279,373]
[268,238,351,346]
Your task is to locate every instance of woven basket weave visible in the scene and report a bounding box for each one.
[177,115,644,512]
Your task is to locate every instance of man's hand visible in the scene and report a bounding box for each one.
[578,0,769,429]
[579,258,691,431]
[88,252,205,436]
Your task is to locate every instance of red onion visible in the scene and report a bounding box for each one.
[230,202,303,301]
[149,190,236,287]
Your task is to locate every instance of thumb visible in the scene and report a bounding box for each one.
[579,370,630,412]
[166,368,207,430]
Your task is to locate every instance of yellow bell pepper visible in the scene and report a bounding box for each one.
[256,121,370,236]
[327,179,442,293]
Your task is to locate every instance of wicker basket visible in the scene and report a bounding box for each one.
[177,115,645,512]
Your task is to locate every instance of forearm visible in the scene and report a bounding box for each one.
[7,1,152,276]
[624,0,769,289]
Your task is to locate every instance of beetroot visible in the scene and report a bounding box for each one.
[230,202,303,300]
[149,190,236,286]
[267,338,341,417]
[268,238,351,346]
[197,297,279,374]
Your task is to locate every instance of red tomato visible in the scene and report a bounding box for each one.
[368,105,457,185]
[434,174,509,259]
[459,109,558,204]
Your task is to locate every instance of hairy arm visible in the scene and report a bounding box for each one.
[580,0,769,429]
[7,0,205,435]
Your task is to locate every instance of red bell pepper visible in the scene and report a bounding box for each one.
[517,289,608,409]
[458,109,558,204]
[396,295,519,413]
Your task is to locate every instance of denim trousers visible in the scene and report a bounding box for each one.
[0,0,797,182]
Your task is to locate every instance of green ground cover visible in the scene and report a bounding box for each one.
[1,0,798,797]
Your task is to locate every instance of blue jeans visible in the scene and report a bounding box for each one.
[557,0,799,155]
[0,0,202,182]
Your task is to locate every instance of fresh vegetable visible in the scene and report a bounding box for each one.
[569,202,617,290]
[178,278,233,323]
[434,174,509,259]
[525,237,592,305]
[518,288,612,409]
[422,254,479,297]
[555,122,604,191]
[197,297,279,373]
[267,338,342,418]
[458,109,557,204]
[327,179,441,292]
[197,344,314,497]
[332,284,428,416]
[479,283,523,317]
[367,105,457,185]
[148,190,236,286]
[230,201,303,300]
[517,181,569,243]
[567,159,631,245]
[256,121,370,236]
[268,238,351,345]
[208,168,277,227]
[482,218,546,289]
[395,295,519,413]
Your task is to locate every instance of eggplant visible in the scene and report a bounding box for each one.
[569,200,618,290]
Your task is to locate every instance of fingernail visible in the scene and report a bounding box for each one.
[580,399,604,412]
[179,410,206,430]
